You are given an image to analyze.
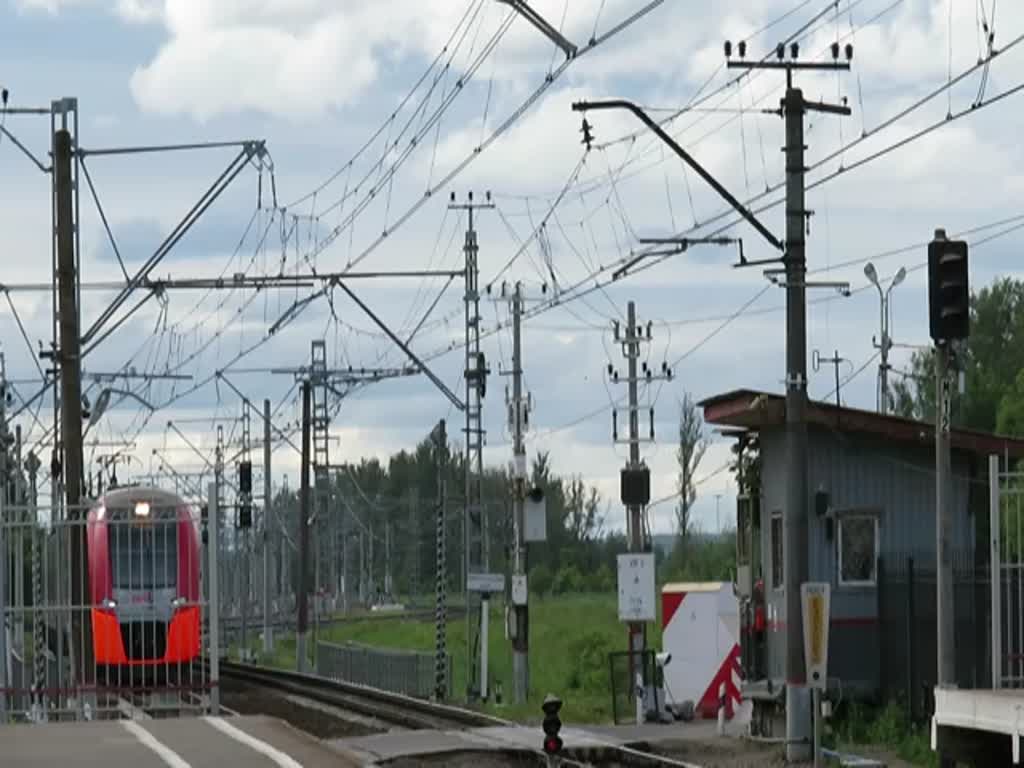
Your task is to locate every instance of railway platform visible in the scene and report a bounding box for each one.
[331,719,732,763]
[0,714,361,767]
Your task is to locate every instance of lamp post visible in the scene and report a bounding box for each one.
[864,263,906,415]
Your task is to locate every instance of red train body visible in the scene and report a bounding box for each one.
[86,487,201,673]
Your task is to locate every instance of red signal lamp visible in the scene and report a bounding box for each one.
[543,735,563,754]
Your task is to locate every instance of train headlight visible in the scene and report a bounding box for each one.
[134,501,151,518]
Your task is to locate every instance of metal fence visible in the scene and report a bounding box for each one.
[315,640,450,699]
[0,487,222,723]
[876,553,999,723]
[608,649,656,725]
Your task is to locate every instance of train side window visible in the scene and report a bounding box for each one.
[838,515,879,587]
[770,511,783,590]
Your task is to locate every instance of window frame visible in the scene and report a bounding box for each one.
[836,513,880,588]
[769,510,784,591]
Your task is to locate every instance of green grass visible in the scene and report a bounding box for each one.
[247,592,660,724]
[827,700,937,767]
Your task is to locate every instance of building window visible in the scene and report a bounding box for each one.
[770,511,783,590]
[838,515,879,586]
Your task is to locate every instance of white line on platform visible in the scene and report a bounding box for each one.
[120,719,192,768]
[203,716,304,768]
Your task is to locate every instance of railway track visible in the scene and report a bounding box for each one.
[215,659,511,731]
[219,605,468,633]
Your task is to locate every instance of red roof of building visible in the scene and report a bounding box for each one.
[699,389,1024,458]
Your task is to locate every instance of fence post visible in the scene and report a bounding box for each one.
[906,556,915,722]
[877,555,886,703]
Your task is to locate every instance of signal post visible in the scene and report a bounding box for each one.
[927,229,970,768]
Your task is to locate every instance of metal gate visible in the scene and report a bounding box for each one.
[0,485,222,723]
[990,455,1024,689]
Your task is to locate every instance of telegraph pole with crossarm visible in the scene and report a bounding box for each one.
[725,38,854,761]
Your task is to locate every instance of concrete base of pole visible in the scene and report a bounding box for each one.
[512,651,527,705]
[786,685,812,762]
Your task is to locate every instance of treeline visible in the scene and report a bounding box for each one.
[266,430,737,601]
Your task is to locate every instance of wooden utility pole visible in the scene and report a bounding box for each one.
[56,127,93,691]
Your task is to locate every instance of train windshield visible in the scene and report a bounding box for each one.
[109,511,178,590]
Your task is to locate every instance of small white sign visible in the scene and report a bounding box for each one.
[512,574,528,606]
[524,491,547,542]
[801,582,831,691]
[467,572,505,594]
[617,553,656,622]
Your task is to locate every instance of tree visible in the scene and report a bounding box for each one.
[674,392,708,543]
[892,277,1024,434]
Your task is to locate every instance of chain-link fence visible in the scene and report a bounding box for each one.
[0,487,220,723]
[316,639,450,699]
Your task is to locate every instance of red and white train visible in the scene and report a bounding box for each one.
[88,486,202,675]
[44,486,203,680]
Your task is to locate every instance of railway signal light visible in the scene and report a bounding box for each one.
[239,460,252,493]
[541,693,563,755]
[928,231,970,344]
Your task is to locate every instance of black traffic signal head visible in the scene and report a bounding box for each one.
[541,693,563,754]
[238,503,252,529]
[928,234,970,343]
[239,460,253,494]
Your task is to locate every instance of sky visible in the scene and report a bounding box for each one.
[1,0,1023,537]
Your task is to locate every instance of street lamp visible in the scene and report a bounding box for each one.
[863,263,906,414]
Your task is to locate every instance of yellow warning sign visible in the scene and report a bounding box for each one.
[807,593,825,665]
[801,582,830,691]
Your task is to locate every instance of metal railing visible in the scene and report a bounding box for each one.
[0,488,221,723]
[315,639,450,700]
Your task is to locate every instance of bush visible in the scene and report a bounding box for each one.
[564,630,612,694]
[588,564,614,593]
[552,564,584,595]
[529,564,553,596]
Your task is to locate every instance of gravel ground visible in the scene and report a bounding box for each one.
[642,737,787,766]
[219,677,384,740]
[384,752,545,767]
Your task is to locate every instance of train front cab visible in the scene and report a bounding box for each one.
[87,490,201,684]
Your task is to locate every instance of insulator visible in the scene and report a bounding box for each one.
[613,321,620,340]
[790,42,799,59]
[607,363,614,376]
[724,40,732,58]
[776,43,785,60]
[450,191,455,202]
[642,361,648,372]
[845,43,854,60]
[649,409,655,440]
[738,40,746,58]
[831,41,840,60]
[647,321,652,339]
[613,371,619,382]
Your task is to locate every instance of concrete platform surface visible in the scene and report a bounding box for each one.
[1,714,361,767]
[332,720,734,763]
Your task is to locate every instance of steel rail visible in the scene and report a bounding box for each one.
[214,659,509,730]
